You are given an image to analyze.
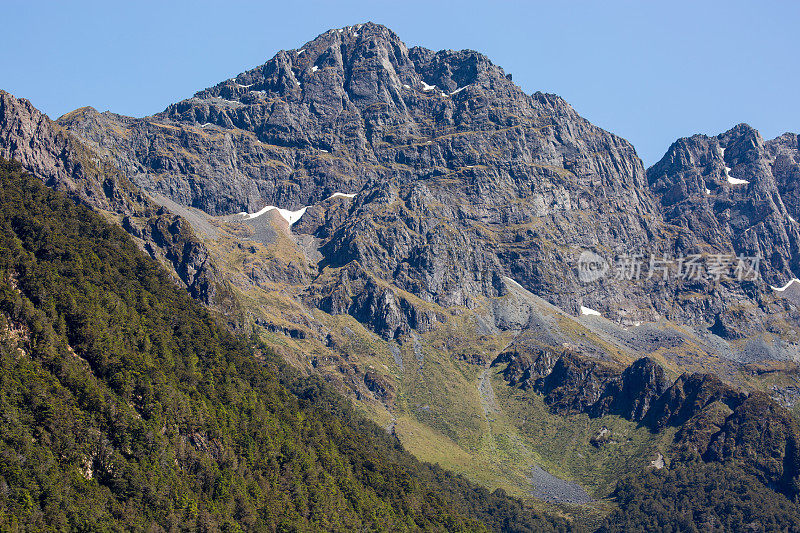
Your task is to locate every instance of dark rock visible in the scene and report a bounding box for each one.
[495,347,800,499]
[592,357,670,421]
[645,373,744,431]
[648,124,800,287]
[5,24,800,340]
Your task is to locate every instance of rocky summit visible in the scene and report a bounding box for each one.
[39,23,797,342]
[1,22,800,530]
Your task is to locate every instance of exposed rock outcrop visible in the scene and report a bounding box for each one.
[0,91,238,321]
[494,347,800,500]
[648,124,800,284]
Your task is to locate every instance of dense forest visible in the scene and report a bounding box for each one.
[600,461,800,532]
[0,159,569,532]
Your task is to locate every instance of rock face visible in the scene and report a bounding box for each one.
[648,124,800,284]
[494,347,800,500]
[769,133,800,221]
[47,23,800,341]
[596,357,671,421]
[122,213,225,306]
[1,22,800,507]
[3,24,800,340]
[61,24,652,217]
[495,347,672,422]
[0,91,234,315]
[0,91,138,213]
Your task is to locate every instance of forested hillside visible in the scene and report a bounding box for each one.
[0,159,568,532]
[600,462,800,532]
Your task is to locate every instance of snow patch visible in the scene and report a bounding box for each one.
[237,83,253,88]
[504,277,524,290]
[789,214,797,223]
[319,149,328,153]
[201,123,213,128]
[449,86,467,96]
[328,192,356,200]
[244,205,308,225]
[720,147,748,184]
[421,82,435,92]
[297,49,305,55]
[402,84,410,89]
[580,306,602,317]
[311,65,319,72]
[296,81,301,87]
[770,278,800,292]
[245,194,357,228]
[705,188,711,195]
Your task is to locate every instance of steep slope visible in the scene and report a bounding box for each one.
[493,347,800,501]
[769,132,800,223]
[56,22,668,325]
[647,124,800,340]
[52,23,800,341]
[648,123,800,285]
[2,22,800,526]
[0,90,138,214]
[600,462,800,532]
[0,90,237,315]
[0,159,569,532]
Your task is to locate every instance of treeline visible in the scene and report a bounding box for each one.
[0,158,569,532]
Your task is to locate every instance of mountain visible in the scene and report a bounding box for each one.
[2,22,800,530]
[0,158,569,531]
[50,23,800,338]
[770,133,800,220]
[648,123,800,284]
[53,23,662,328]
[495,347,800,498]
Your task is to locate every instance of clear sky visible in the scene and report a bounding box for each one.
[2,0,798,165]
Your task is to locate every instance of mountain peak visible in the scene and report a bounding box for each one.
[185,22,505,108]
[300,21,400,49]
[718,122,761,147]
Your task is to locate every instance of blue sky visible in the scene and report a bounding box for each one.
[2,0,797,165]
